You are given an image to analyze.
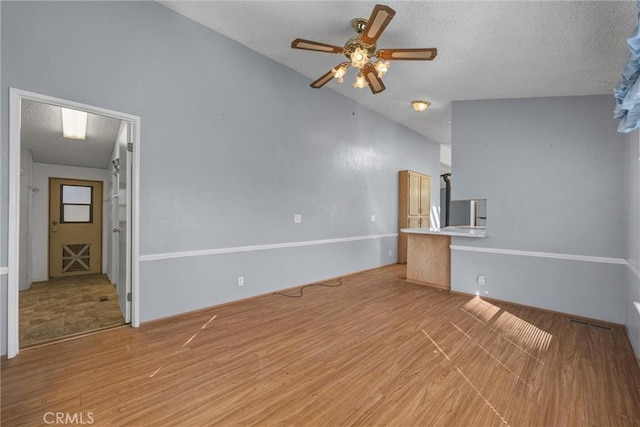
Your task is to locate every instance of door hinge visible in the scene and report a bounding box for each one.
[127,142,134,152]
[127,292,132,302]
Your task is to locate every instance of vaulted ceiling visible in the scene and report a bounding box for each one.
[19,2,637,171]
[160,1,636,146]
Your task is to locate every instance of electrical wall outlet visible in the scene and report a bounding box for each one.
[237,276,244,287]
[371,214,376,222]
[483,290,489,296]
[477,274,486,286]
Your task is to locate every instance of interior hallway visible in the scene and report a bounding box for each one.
[19,274,125,347]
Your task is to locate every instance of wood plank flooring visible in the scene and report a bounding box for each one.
[3,264,640,426]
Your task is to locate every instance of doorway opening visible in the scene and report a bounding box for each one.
[8,88,141,357]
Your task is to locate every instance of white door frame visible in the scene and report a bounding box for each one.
[7,88,141,358]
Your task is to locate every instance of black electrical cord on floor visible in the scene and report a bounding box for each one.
[273,278,343,298]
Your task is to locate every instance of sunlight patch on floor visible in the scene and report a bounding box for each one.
[492,311,552,353]
[461,296,501,324]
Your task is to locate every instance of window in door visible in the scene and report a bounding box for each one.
[60,185,93,223]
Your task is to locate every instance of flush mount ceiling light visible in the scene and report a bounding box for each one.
[412,100,430,112]
[291,4,438,94]
[61,107,88,140]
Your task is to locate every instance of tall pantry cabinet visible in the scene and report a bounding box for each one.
[398,170,431,264]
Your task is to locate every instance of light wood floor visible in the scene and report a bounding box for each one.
[19,274,125,347]
[3,264,640,426]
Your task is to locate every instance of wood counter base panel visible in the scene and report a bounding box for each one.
[3,264,640,426]
[406,233,451,289]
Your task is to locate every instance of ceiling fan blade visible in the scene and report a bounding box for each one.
[310,69,335,89]
[292,38,344,54]
[362,63,386,94]
[360,4,396,46]
[376,48,438,61]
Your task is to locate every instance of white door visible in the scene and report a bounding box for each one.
[112,123,131,323]
[110,155,119,291]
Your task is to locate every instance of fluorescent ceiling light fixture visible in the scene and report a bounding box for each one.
[412,100,430,112]
[61,107,88,140]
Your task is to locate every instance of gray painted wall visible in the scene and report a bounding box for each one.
[0,0,4,357]
[625,130,640,357]
[451,96,627,323]
[448,200,471,226]
[0,2,440,354]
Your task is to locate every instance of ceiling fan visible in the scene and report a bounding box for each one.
[291,4,437,94]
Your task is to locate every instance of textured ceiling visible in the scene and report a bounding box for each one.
[21,100,122,169]
[160,1,637,146]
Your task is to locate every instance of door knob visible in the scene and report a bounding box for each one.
[112,228,121,233]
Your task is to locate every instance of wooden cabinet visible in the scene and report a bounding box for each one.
[398,170,431,263]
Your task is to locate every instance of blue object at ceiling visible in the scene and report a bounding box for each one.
[615,1,640,133]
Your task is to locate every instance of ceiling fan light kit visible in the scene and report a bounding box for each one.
[350,47,370,68]
[291,4,437,95]
[354,73,367,89]
[331,62,349,82]
[374,60,390,78]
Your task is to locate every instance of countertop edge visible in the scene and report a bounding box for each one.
[401,227,488,238]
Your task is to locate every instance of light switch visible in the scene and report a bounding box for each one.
[371,215,376,222]
[294,214,302,224]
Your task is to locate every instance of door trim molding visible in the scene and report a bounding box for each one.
[7,88,142,358]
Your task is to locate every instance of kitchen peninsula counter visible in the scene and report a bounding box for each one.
[400,227,487,290]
